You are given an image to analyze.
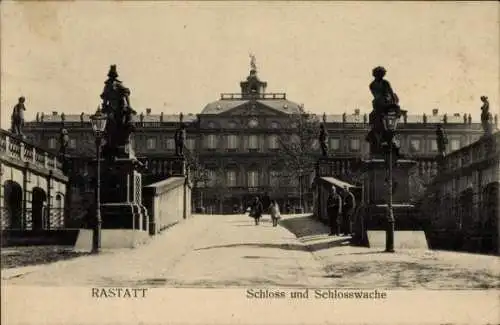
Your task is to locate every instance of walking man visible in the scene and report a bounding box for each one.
[251,196,264,225]
[341,186,356,236]
[327,186,342,236]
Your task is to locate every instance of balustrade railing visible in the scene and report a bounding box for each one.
[0,129,63,173]
[442,131,499,175]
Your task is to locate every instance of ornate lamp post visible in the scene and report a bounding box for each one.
[382,110,399,253]
[90,107,107,253]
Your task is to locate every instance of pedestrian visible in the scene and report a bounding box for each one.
[250,196,263,225]
[327,186,342,236]
[341,186,356,236]
[269,200,281,227]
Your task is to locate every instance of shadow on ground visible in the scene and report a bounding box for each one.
[1,246,90,269]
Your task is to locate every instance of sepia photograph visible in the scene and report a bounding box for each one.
[1,1,499,324]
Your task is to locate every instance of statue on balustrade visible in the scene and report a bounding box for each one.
[319,123,328,157]
[480,96,493,135]
[11,96,26,137]
[59,128,69,156]
[365,66,401,156]
[100,65,137,160]
[59,128,69,172]
[436,124,448,157]
[174,123,186,156]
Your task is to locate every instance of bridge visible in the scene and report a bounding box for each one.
[0,129,68,231]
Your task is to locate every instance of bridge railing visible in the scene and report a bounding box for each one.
[0,129,63,173]
[143,176,191,235]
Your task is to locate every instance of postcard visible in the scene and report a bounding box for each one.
[1,1,499,324]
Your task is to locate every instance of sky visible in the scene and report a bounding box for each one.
[1,1,499,129]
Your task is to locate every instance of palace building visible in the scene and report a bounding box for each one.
[22,65,490,215]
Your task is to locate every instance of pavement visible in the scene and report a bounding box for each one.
[2,214,499,289]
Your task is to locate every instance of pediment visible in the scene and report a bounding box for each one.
[220,101,287,117]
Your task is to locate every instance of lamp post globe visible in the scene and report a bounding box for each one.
[89,106,107,254]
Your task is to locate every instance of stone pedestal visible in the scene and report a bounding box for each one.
[100,157,149,232]
[355,158,421,246]
[363,158,416,205]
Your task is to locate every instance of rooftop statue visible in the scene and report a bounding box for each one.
[100,65,137,160]
[11,96,26,137]
[480,96,492,135]
[249,53,257,72]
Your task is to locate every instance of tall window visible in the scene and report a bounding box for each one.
[248,135,259,150]
[226,135,239,150]
[450,139,461,151]
[165,138,175,150]
[269,170,280,187]
[311,139,319,151]
[186,138,195,150]
[350,138,360,151]
[410,139,421,152]
[206,135,217,149]
[147,138,156,150]
[430,139,438,152]
[69,138,77,149]
[226,170,237,187]
[330,138,340,151]
[268,135,279,150]
[48,138,57,149]
[247,170,259,187]
[206,169,217,187]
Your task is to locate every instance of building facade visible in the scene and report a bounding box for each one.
[22,66,492,214]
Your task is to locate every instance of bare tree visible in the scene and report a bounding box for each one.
[275,107,321,210]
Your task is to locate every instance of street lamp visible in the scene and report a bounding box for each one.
[382,109,399,253]
[90,106,107,254]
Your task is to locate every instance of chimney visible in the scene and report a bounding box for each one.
[432,109,439,116]
[354,109,360,115]
[146,108,152,115]
[160,112,164,122]
[52,111,58,116]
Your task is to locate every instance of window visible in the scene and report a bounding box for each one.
[311,139,319,150]
[270,121,280,129]
[269,170,280,187]
[226,135,239,150]
[410,139,421,152]
[206,169,217,187]
[166,138,175,150]
[248,135,259,150]
[329,138,340,151]
[146,138,156,150]
[450,139,461,151]
[48,138,57,149]
[430,139,438,152]
[69,138,77,149]
[226,170,237,187]
[206,135,217,149]
[186,138,195,150]
[350,138,360,151]
[247,170,259,187]
[268,135,279,150]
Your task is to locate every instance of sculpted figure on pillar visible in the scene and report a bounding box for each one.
[11,96,26,136]
[436,124,448,157]
[100,65,137,160]
[480,96,493,135]
[365,66,402,156]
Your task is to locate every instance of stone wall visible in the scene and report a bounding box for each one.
[143,176,191,235]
